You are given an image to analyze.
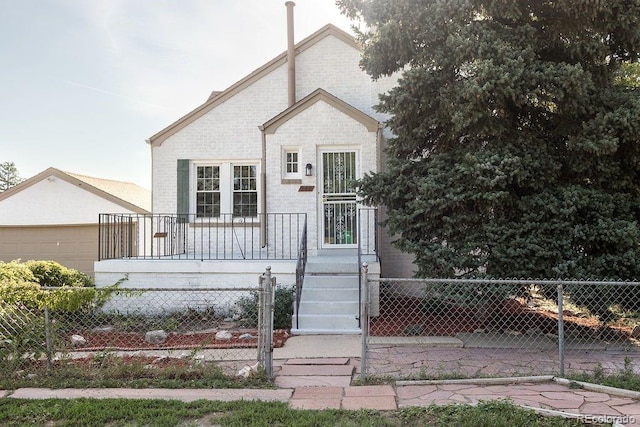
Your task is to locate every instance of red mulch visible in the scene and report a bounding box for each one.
[66,329,289,351]
[370,296,632,339]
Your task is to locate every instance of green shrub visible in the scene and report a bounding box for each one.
[273,285,294,329]
[0,260,37,285]
[0,260,95,311]
[25,260,93,288]
[236,285,294,330]
[0,261,41,305]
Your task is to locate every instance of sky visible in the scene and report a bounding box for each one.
[0,0,355,189]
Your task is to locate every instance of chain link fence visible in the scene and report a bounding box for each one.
[361,267,640,381]
[1,268,278,382]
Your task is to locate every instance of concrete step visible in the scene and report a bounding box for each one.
[278,364,355,376]
[295,314,360,331]
[302,275,359,289]
[291,327,361,335]
[305,260,359,275]
[301,287,359,301]
[298,300,359,315]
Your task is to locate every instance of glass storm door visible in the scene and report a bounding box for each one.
[321,151,358,248]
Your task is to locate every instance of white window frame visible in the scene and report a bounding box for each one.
[195,165,221,218]
[282,147,301,179]
[191,160,260,221]
[232,164,259,217]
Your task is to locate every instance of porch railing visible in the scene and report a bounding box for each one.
[294,217,308,329]
[98,213,307,261]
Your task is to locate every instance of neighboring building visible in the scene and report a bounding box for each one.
[0,167,150,276]
[95,5,416,333]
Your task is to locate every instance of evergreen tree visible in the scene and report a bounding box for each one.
[339,0,640,281]
[0,162,23,192]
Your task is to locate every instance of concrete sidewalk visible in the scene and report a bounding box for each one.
[4,335,640,426]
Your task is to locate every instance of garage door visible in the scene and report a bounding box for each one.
[0,225,98,277]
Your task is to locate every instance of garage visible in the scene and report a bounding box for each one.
[0,168,150,278]
[0,225,98,277]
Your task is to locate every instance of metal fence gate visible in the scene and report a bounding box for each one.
[360,264,640,381]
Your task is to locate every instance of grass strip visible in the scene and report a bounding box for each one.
[0,398,590,426]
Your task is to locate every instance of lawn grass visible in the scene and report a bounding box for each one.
[0,398,590,427]
[0,354,272,390]
[569,357,640,392]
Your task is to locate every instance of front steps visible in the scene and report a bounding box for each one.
[291,257,362,335]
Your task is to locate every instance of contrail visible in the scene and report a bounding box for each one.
[62,79,167,110]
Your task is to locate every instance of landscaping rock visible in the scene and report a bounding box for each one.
[92,326,114,333]
[238,333,255,340]
[236,362,260,378]
[145,330,168,344]
[215,330,233,340]
[71,334,87,347]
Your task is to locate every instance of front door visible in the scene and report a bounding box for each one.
[320,151,358,248]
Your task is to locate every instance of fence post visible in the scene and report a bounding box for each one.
[360,262,369,381]
[263,266,274,378]
[257,274,264,367]
[557,283,565,377]
[44,305,53,373]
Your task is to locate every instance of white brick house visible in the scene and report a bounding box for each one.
[95,11,416,333]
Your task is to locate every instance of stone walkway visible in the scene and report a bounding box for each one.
[366,345,640,379]
[275,357,397,410]
[396,379,640,426]
[273,356,640,425]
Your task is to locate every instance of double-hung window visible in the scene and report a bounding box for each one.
[193,163,258,218]
[196,166,220,218]
[233,165,257,216]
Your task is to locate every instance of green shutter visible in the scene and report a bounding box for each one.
[177,159,189,218]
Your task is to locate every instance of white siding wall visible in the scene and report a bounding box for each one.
[0,178,137,225]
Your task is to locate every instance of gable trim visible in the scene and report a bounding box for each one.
[261,88,380,135]
[147,24,360,147]
[0,168,151,214]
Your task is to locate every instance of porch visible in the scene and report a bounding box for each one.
[97,210,377,262]
[94,210,380,334]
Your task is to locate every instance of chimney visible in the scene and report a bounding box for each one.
[286,1,296,107]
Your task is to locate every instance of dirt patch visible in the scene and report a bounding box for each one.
[66,329,289,352]
[371,296,633,341]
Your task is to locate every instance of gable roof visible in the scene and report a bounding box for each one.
[147,24,360,147]
[261,88,380,134]
[0,168,151,213]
